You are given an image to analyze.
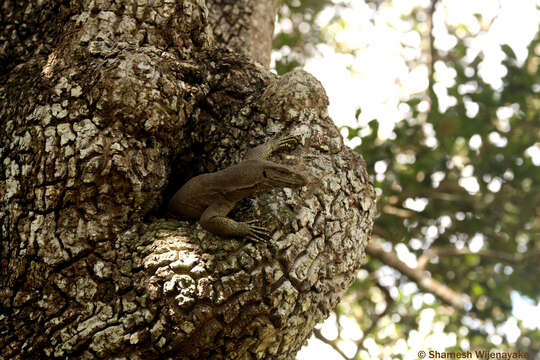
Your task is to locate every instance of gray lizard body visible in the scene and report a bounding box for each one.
[167,136,307,242]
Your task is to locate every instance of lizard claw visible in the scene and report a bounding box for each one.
[275,135,299,152]
[243,220,271,243]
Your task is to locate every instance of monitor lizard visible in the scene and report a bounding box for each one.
[167,135,308,242]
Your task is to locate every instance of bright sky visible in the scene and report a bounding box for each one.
[272,0,540,359]
[302,0,540,139]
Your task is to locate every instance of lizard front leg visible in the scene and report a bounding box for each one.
[199,201,270,243]
[245,135,299,161]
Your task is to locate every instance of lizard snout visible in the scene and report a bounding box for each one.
[263,166,308,188]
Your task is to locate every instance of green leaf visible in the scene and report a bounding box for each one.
[501,44,517,60]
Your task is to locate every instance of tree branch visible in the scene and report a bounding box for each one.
[353,281,394,360]
[382,205,415,218]
[313,328,352,360]
[366,242,469,310]
[417,246,540,270]
[427,0,439,111]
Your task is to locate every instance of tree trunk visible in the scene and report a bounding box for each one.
[0,0,376,359]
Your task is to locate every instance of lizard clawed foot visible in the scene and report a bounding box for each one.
[244,220,271,243]
[274,135,299,152]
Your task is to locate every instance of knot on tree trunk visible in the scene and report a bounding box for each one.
[133,68,377,358]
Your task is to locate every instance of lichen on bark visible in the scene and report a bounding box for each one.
[0,0,376,359]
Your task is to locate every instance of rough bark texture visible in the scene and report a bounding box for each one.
[206,0,277,67]
[0,0,376,359]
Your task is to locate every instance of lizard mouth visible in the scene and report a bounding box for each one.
[263,168,308,187]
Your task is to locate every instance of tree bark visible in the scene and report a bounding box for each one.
[206,0,277,67]
[0,0,376,359]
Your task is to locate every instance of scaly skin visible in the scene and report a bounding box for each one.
[167,136,307,242]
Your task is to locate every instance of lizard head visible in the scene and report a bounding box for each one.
[262,164,309,188]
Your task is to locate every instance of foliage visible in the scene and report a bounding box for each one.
[274,1,540,359]
[274,0,344,74]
